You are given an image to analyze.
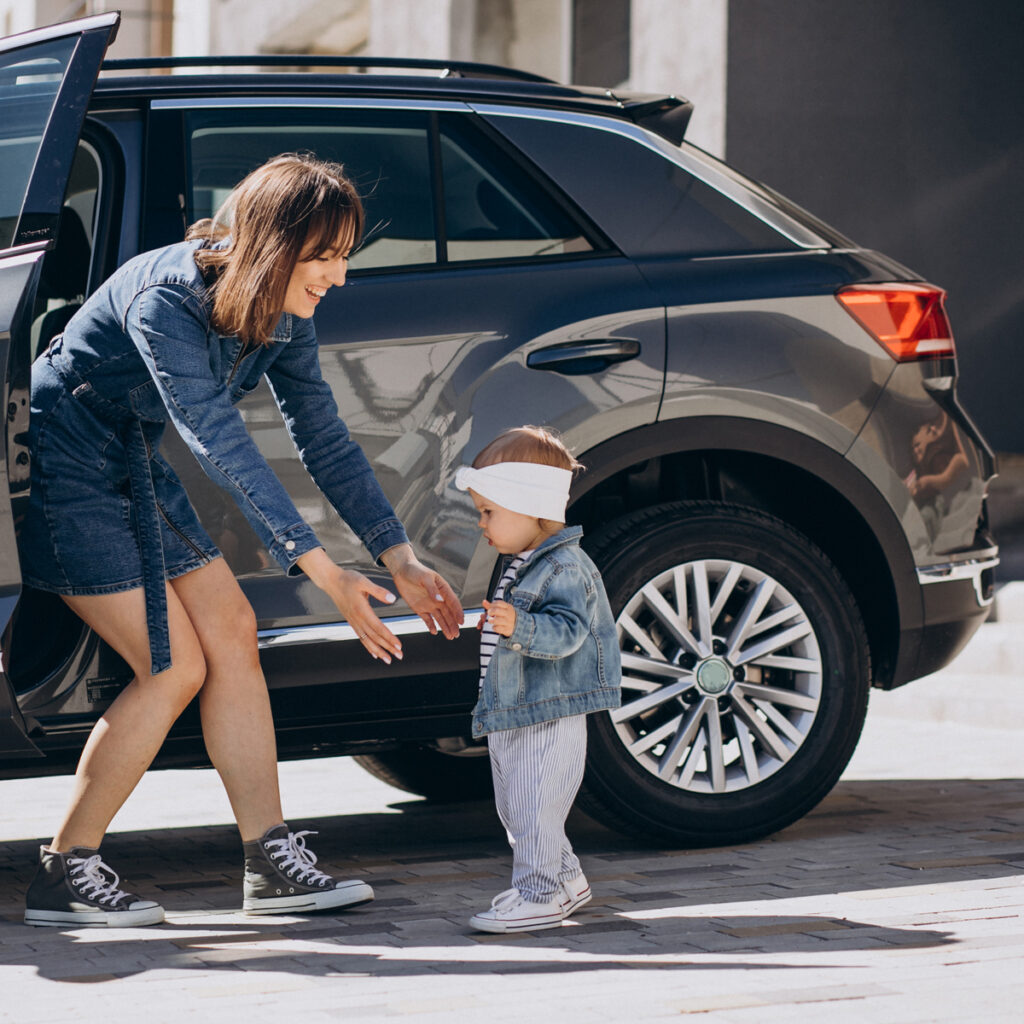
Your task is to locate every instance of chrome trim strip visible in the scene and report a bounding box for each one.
[917,557,999,607]
[153,97,471,112]
[0,245,47,264]
[257,609,484,648]
[469,103,830,249]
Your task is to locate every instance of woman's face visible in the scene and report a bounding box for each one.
[282,234,352,319]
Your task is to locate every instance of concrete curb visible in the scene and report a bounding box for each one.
[989,580,1024,623]
[869,589,1024,730]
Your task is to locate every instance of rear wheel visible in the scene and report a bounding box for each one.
[579,501,870,846]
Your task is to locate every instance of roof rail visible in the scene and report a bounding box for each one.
[100,54,555,84]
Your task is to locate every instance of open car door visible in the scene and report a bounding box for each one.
[0,12,119,757]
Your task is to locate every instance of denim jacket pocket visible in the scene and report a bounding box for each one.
[128,378,169,424]
[508,588,537,611]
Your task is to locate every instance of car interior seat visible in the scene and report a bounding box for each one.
[32,205,91,356]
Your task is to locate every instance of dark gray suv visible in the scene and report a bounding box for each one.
[0,13,998,846]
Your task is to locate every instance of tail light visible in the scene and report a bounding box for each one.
[836,284,956,362]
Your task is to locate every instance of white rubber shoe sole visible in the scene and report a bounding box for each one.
[24,902,165,928]
[469,900,567,933]
[243,880,374,915]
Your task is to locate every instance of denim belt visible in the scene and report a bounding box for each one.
[47,347,173,675]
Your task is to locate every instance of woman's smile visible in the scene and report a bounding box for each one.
[283,243,350,317]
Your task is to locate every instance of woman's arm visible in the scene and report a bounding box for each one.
[127,284,322,572]
[266,320,463,639]
[128,285,428,660]
[264,318,404,549]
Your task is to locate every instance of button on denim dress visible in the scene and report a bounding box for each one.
[17,239,408,674]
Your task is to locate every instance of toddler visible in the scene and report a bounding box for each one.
[454,426,621,932]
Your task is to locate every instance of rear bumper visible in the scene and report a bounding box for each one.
[887,554,998,688]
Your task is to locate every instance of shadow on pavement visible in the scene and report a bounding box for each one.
[0,774,1016,983]
[12,911,953,983]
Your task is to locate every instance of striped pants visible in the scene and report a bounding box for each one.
[487,714,587,903]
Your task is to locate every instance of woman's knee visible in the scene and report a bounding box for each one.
[160,635,208,704]
[171,561,261,674]
[202,598,260,672]
[223,599,258,649]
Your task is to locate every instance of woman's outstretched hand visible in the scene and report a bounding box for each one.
[297,547,404,664]
[381,543,464,640]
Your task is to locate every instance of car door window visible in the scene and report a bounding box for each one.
[0,36,78,251]
[185,107,598,274]
[438,115,594,263]
[187,110,435,271]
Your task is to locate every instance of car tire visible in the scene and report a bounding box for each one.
[353,744,494,801]
[578,500,870,846]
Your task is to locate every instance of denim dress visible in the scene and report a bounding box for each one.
[17,239,408,674]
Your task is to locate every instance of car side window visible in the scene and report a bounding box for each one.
[187,110,435,271]
[438,115,593,262]
[184,107,598,274]
[485,114,798,257]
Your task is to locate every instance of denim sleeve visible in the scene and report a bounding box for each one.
[127,284,321,574]
[264,316,409,563]
[502,563,592,659]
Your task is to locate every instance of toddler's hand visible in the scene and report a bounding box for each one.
[477,610,487,631]
[482,598,516,637]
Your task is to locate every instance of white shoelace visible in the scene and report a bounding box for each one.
[490,888,524,910]
[265,830,334,886]
[67,854,129,906]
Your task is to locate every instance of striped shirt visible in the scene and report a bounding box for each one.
[479,551,532,689]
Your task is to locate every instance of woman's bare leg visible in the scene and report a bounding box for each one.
[169,559,283,841]
[51,584,207,852]
[52,558,283,850]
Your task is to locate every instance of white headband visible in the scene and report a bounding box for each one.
[455,462,572,522]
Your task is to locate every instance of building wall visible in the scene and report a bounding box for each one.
[1,0,170,58]
[726,0,1024,454]
[627,0,727,158]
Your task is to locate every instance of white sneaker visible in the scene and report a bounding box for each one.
[558,873,592,917]
[469,888,567,933]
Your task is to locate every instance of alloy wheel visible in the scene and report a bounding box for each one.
[613,558,823,794]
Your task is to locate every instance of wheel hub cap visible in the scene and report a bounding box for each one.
[612,558,823,794]
[695,657,731,695]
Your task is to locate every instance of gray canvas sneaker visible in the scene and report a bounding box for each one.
[23,845,165,927]
[242,824,374,915]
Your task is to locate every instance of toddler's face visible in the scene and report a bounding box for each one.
[469,489,548,554]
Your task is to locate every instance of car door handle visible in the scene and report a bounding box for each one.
[526,339,641,375]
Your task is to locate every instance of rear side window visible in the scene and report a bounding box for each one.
[184,108,595,273]
[484,114,798,258]
[0,37,77,250]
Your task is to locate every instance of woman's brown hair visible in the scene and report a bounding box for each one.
[186,154,364,345]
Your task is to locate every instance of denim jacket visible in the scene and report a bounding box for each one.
[42,238,408,671]
[472,527,621,736]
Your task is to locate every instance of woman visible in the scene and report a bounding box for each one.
[18,154,463,927]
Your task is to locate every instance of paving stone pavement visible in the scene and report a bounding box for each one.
[0,619,1021,1024]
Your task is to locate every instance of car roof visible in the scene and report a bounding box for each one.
[94,55,693,145]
